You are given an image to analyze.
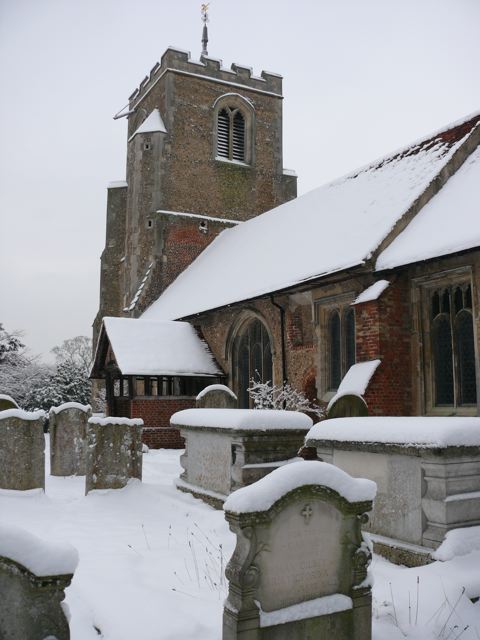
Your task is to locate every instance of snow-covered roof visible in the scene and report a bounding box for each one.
[95,317,222,377]
[223,460,377,513]
[352,281,390,305]
[128,108,167,142]
[376,143,480,270]
[327,360,381,412]
[142,112,480,321]
[306,416,480,448]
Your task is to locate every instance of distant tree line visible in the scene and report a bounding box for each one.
[0,324,94,411]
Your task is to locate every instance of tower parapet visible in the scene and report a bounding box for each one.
[127,47,283,109]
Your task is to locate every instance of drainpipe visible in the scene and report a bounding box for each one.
[270,295,287,386]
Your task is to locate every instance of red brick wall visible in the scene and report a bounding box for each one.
[111,397,195,449]
[355,278,412,416]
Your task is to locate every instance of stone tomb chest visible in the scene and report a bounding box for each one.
[171,409,312,506]
[222,460,376,640]
[306,417,480,552]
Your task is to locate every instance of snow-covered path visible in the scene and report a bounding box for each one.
[1,440,480,639]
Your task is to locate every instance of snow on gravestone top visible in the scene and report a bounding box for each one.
[50,402,91,415]
[0,394,18,409]
[0,409,45,421]
[223,460,377,514]
[196,384,237,401]
[306,416,480,448]
[327,360,381,413]
[0,524,78,576]
[88,417,144,427]
[171,408,312,431]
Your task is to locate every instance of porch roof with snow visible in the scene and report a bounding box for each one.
[91,317,223,378]
[142,112,480,322]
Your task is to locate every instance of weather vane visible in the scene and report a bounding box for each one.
[201,3,209,57]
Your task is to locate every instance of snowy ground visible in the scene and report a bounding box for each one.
[2,439,480,640]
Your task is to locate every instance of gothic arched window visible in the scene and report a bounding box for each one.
[327,307,356,391]
[233,318,273,407]
[431,284,477,407]
[216,107,246,162]
[213,94,254,165]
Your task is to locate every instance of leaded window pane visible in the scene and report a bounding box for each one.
[234,319,273,407]
[329,311,341,390]
[456,310,477,405]
[433,315,454,405]
[345,309,356,371]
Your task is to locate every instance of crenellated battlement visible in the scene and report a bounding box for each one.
[128,46,283,106]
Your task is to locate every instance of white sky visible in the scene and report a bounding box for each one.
[0,0,479,360]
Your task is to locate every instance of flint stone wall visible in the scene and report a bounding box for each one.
[0,410,45,490]
[172,409,311,506]
[223,462,374,640]
[307,433,480,549]
[85,417,143,493]
[50,403,92,476]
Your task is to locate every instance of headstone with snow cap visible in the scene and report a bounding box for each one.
[327,394,368,419]
[0,524,77,640]
[0,409,45,490]
[222,460,376,640]
[49,402,92,476]
[0,394,19,411]
[85,416,143,493]
[196,384,238,409]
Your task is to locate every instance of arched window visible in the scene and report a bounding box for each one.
[326,307,356,391]
[329,311,341,390]
[216,107,246,162]
[232,318,273,407]
[431,284,476,407]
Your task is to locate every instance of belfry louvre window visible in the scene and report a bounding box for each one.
[431,284,477,407]
[217,107,246,162]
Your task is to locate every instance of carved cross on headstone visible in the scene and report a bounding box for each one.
[301,503,313,524]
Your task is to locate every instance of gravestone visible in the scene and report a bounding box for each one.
[0,394,19,411]
[196,384,238,409]
[0,409,45,490]
[85,417,143,493]
[327,394,368,419]
[0,524,77,640]
[49,402,92,476]
[223,460,376,640]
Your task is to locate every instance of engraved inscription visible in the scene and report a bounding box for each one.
[257,499,342,611]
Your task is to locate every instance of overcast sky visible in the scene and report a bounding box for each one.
[1,0,479,360]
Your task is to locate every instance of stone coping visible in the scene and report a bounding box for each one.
[179,424,311,437]
[307,438,480,458]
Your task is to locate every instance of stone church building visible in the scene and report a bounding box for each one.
[92,45,480,447]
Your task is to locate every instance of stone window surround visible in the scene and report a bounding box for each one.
[212,93,255,167]
[314,291,357,403]
[412,266,479,416]
[225,309,276,405]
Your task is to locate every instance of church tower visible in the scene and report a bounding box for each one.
[94,43,296,339]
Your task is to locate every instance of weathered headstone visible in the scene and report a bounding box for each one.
[327,393,368,419]
[0,394,19,411]
[223,460,376,640]
[0,524,77,640]
[85,417,143,493]
[49,402,91,476]
[0,409,45,490]
[172,409,312,507]
[196,384,238,409]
